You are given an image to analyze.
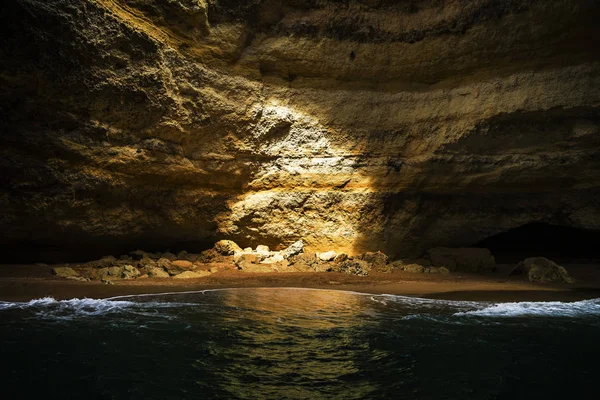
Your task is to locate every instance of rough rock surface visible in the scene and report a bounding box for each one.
[428,247,496,272]
[1,0,600,262]
[148,267,170,278]
[510,257,575,283]
[173,270,211,279]
[338,260,371,276]
[52,267,79,278]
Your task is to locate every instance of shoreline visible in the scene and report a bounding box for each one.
[2,262,600,303]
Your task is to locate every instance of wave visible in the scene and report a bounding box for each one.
[2,290,600,321]
[455,298,600,317]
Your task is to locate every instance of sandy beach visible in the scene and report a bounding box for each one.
[2,263,599,303]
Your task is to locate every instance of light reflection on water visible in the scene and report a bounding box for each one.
[2,288,600,399]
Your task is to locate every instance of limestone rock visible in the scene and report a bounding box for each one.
[173,270,211,279]
[52,267,79,278]
[288,252,322,272]
[157,258,172,270]
[177,250,188,259]
[161,252,178,261]
[213,240,243,256]
[121,265,140,279]
[84,256,117,269]
[424,267,451,275]
[318,251,337,261]
[427,248,496,272]
[148,267,170,278]
[510,257,575,283]
[361,251,389,268]
[165,260,194,275]
[98,266,123,280]
[333,254,349,263]
[338,260,371,276]
[129,250,148,260]
[262,253,284,264]
[2,0,599,263]
[402,264,426,274]
[139,257,157,269]
[282,240,304,259]
[255,245,271,259]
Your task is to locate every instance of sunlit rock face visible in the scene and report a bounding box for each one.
[1,0,599,261]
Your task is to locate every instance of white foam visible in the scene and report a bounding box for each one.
[455,298,600,317]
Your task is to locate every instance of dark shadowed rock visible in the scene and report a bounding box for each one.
[510,257,575,283]
[338,260,371,276]
[85,256,118,269]
[52,267,79,278]
[214,240,243,256]
[402,264,425,273]
[361,251,389,268]
[98,266,123,280]
[161,252,178,261]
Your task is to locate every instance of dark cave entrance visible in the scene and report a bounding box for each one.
[475,222,600,263]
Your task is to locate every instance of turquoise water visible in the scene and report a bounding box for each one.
[2,288,600,399]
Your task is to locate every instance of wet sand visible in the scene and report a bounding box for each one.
[1,263,599,302]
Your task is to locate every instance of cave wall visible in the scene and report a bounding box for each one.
[1,0,599,261]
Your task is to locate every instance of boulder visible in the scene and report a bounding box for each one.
[333,253,348,263]
[198,248,219,263]
[255,245,271,259]
[424,267,450,275]
[165,260,194,275]
[262,253,285,264]
[402,264,425,273]
[157,257,172,270]
[98,266,123,280]
[129,250,148,260]
[119,255,132,261]
[121,265,140,279]
[84,256,117,269]
[177,250,188,259]
[338,260,371,276]
[288,252,322,272]
[235,253,259,269]
[161,252,178,261]
[173,270,211,279]
[510,257,575,283]
[318,250,337,261]
[427,247,496,272]
[361,251,388,268]
[138,256,157,269]
[214,240,243,256]
[282,240,304,259]
[148,267,170,278]
[52,267,79,278]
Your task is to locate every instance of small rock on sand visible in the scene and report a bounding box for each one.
[173,270,211,279]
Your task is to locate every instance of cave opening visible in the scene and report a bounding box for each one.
[474,222,600,263]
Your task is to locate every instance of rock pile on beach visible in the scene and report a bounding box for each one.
[49,239,460,283]
[510,257,576,284]
[49,241,574,285]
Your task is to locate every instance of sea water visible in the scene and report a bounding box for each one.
[2,288,600,399]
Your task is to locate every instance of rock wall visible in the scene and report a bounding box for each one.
[1,0,599,261]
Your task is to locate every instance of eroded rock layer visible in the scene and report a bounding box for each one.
[1,0,599,261]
